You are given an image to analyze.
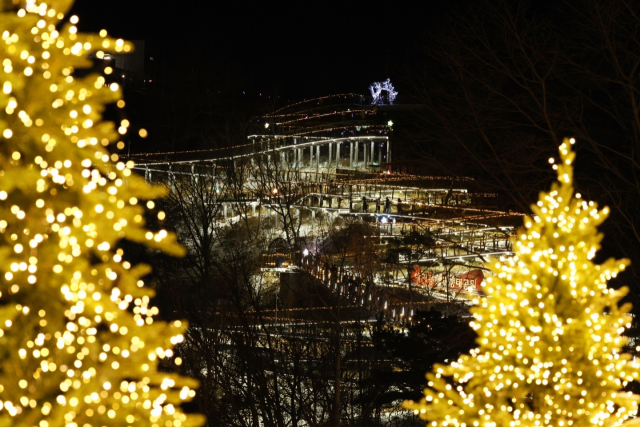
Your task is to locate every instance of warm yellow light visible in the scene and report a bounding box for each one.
[0,2,201,426]
[404,139,636,427]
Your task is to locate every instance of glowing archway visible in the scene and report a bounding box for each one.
[369,78,398,105]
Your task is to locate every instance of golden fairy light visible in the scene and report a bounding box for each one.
[0,1,203,426]
[405,138,639,426]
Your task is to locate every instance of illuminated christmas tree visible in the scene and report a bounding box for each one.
[405,138,640,426]
[0,1,203,425]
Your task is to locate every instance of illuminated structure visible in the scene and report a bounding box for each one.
[130,92,523,306]
[369,78,397,105]
[405,140,640,426]
[0,2,202,426]
[250,82,396,173]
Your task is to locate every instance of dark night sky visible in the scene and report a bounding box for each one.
[68,0,459,99]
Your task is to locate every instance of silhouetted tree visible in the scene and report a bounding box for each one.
[405,0,640,291]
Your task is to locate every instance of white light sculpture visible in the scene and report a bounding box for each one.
[370,78,398,105]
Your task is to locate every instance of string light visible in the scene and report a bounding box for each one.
[266,109,374,126]
[271,93,364,114]
[0,1,203,426]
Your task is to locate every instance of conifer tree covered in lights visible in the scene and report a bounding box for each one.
[0,1,203,426]
[405,138,640,426]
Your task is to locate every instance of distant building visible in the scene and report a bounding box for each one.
[106,39,145,76]
[90,40,147,87]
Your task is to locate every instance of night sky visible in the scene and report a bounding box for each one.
[68,0,460,99]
